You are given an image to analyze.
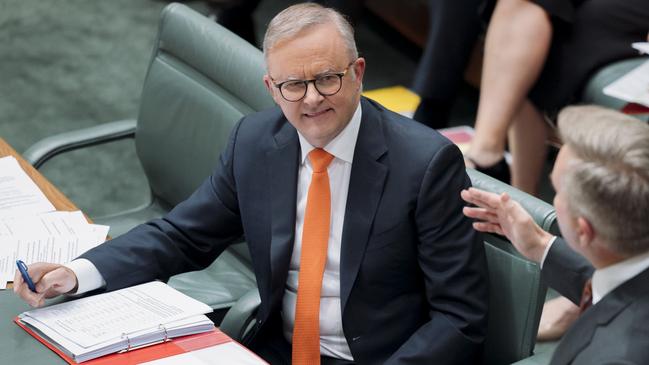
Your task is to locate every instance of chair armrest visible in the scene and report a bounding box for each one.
[218,288,261,342]
[23,119,137,168]
[466,168,559,235]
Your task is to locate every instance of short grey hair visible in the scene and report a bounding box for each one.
[262,3,358,62]
[558,105,649,256]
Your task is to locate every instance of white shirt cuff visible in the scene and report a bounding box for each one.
[539,236,557,269]
[64,259,106,295]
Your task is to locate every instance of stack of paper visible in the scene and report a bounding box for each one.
[0,211,109,288]
[17,281,215,363]
[0,156,109,289]
[632,42,649,55]
[603,60,649,108]
[0,156,55,218]
[140,342,269,365]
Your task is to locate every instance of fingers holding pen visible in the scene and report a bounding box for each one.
[14,262,69,307]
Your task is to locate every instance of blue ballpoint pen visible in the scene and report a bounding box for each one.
[16,260,37,293]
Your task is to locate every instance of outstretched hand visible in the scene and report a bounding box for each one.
[461,187,553,263]
[13,262,78,307]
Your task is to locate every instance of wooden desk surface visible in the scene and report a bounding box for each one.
[0,137,78,211]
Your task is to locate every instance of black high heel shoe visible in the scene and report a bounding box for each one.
[468,157,511,184]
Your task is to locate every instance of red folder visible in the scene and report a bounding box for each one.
[622,102,649,115]
[14,317,265,364]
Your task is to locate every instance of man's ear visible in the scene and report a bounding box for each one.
[353,57,366,83]
[263,75,273,93]
[263,75,279,104]
[576,217,595,249]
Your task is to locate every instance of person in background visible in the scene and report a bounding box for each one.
[464,0,649,194]
[206,0,261,45]
[412,0,493,129]
[463,105,649,364]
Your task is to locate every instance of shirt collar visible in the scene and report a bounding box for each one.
[297,102,362,165]
[591,248,649,304]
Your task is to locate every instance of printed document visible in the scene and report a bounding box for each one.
[139,342,267,365]
[632,42,649,55]
[603,60,649,108]
[0,156,54,218]
[0,211,108,287]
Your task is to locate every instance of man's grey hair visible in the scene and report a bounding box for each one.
[262,3,358,63]
[558,105,649,256]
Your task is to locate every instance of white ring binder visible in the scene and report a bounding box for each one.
[120,333,132,353]
[159,324,169,342]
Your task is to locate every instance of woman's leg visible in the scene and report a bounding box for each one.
[508,100,549,194]
[467,0,552,168]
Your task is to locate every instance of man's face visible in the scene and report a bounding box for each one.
[551,146,581,253]
[263,22,365,148]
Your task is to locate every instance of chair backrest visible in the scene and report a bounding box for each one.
[483,235,547,365]
[466,168,551,364]
[467,168,559,235]
[135,3,274,208]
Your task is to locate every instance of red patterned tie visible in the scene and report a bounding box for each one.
[292,148,334,365]
[579,278,593,313]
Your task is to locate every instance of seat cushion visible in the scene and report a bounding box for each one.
[168,242,256,310]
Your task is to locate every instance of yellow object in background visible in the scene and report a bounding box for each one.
[363,86,420,115]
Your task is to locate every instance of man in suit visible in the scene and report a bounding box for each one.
[462,105,649,364]
[14,3,488,364]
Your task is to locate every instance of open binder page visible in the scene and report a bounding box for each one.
[19,281,213,349]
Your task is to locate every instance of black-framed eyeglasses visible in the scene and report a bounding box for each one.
[270,61,355,102]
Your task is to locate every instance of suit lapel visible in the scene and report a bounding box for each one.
[340,98,388,311]
[551,267,649,364]
[551,305,601,365]
[267,121,300,308]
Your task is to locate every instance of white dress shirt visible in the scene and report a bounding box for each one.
[68,103,363,360]
[282,103,362,361]
[540,237,649,304]
[591,248,649,304]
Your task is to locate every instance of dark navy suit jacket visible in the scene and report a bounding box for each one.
[81,97,489,364]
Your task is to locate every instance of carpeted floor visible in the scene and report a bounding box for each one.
[0,0,432,218]
[0,0,167,217]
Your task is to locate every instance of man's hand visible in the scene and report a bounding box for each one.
[460,187,553,263]
[13,263,78,307]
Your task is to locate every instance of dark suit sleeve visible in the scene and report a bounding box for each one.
[80,119,246,291]
[542,237,595,304]
[387,143,489,364]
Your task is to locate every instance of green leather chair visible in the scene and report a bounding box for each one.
[23,3,274,315]
[467,169,554,365]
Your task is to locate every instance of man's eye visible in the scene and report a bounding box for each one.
[282,81,305,91]
[317,75,338,83]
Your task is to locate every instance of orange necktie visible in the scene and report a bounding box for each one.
[292,148,334,365]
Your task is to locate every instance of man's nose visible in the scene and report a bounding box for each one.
[303,81,324,104]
